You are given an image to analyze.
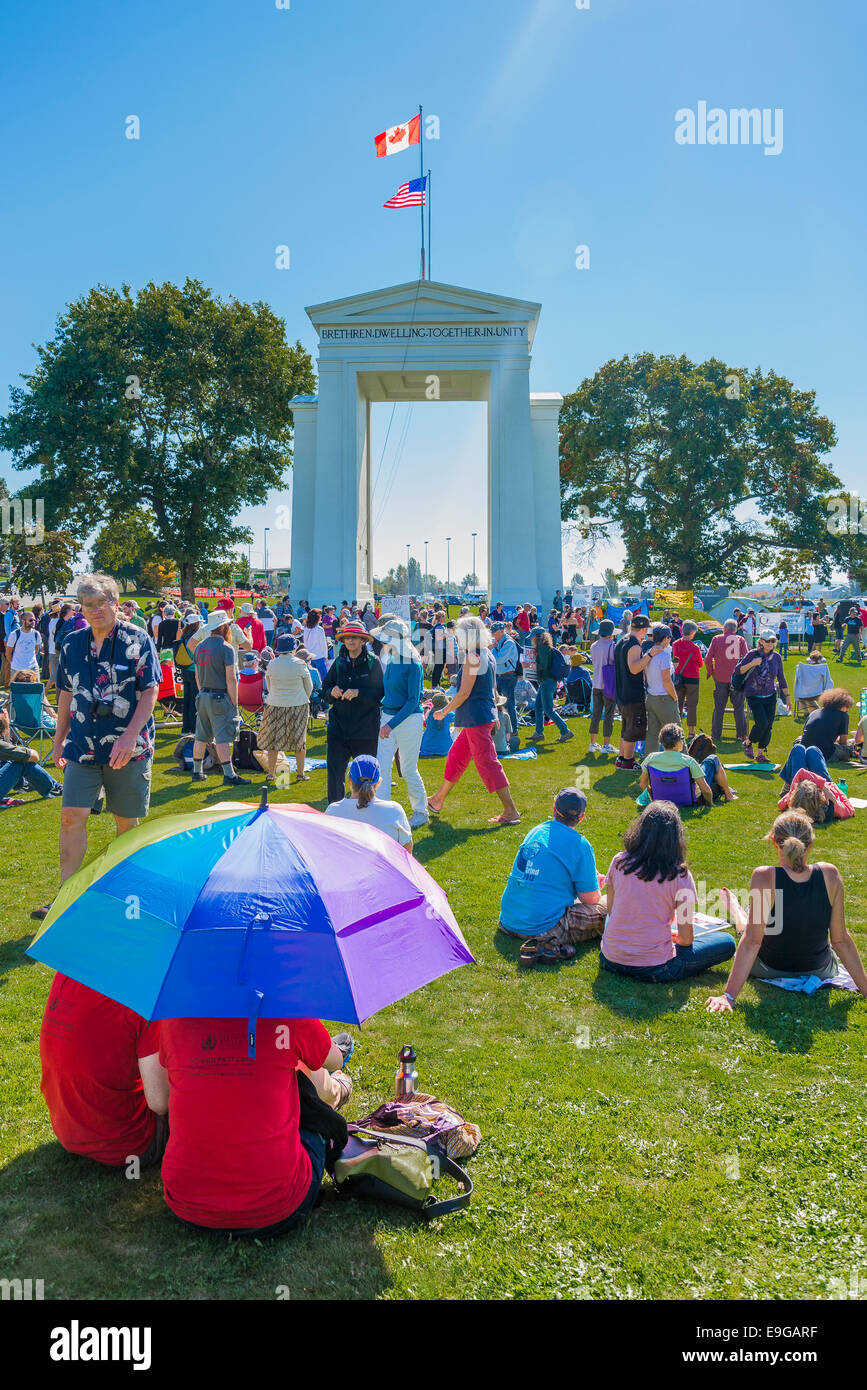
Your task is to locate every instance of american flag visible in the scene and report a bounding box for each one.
[383,176,427,209]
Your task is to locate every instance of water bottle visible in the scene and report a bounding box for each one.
[839,780,848,796]
[395,1045,418,1099]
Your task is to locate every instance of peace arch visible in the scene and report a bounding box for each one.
[289,279,564,609]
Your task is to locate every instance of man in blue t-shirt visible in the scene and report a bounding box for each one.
[498,788,606,965]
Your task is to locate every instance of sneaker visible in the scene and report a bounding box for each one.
[615,757,636,771]
[601,743,618,754]
[30,903,52,921]
[742,741,755,759]
[556,730,575,744]
[332,1031,355,1066]
[527,733,544,743]
[46,785,63,798]
[409,811,430,830]
[755,751,772,764]
[222,773,252,787]
[191,772,206,783]
[588,742,602,753]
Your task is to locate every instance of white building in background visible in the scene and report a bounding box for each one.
[288,279,563,610]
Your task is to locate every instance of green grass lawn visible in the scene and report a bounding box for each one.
[2,651,866,1301]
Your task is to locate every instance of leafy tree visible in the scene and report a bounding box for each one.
[570,572,585,588]
[603,567,621,598]
[90,507,161,591]
[461,572,479,589]
[760,548,820,596]
[140,557,176,593]
[560,354,839,589]
[0,279,316,599]
[826,490,867,590]
[7,528,78,600]
[407,557,423,593]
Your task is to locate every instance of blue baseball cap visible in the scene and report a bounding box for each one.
[491,621,506,632]
[275,634,296,653]
[349,754,381,786]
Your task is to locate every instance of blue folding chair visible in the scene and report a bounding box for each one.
[9,681,55,761]
[647,764,700,808]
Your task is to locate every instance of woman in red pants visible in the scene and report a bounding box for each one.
[426,615,521,826]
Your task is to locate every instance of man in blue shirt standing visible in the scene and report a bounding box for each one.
[32,574,161,921]
[498,788,606,965]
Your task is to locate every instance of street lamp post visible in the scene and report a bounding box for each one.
[471,532,477,589]
[406,544,411,597]
[264,528,270,590]
[446,537,451,597]
[424,540,429,597]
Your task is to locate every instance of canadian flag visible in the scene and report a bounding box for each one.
[374,114,421,158]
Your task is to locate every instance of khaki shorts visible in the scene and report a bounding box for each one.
[62,758,152,820]
[195,691,239,746]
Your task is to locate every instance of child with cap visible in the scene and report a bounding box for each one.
[323,754,413,848]
[498,787,606,966]
[419,690,455,756]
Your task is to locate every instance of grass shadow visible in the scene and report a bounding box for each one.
[491,927,600,974]
[737,985,861,1054]
[0,1142,396,1300]
[0,931,38,986]
[590,964,725,1019]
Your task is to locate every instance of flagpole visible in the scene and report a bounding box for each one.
[419,104,426,280]
[427,167,432,280]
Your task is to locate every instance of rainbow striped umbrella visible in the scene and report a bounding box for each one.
[27,796,473,1053]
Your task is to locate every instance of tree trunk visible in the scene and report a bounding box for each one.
[180,561,196,602]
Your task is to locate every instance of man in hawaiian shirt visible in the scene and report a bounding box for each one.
[31,574,161,921]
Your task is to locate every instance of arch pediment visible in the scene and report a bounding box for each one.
[306,279,541,346]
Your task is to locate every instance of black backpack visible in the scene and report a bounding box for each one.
[233,727,259,770]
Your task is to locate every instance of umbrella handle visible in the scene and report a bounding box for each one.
[247,988,264,1059]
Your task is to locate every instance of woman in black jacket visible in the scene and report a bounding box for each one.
[322,623,384,805]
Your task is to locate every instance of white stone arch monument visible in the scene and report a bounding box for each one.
[289,279,563,610]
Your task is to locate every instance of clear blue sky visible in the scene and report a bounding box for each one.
[1,0,865,587]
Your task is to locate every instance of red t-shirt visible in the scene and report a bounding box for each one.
[159,1017,331,1230]
[39,974,160,1166]
[515,610,531,633]
[671,638,704,680]
[237,615,266,652]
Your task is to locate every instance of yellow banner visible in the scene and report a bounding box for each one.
[654,588,694,610]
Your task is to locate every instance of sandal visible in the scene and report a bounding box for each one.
[488,815,521,826]
[426,798,442,816]
[519,940,541,968]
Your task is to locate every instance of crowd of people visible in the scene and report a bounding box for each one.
[3,573,866,1239]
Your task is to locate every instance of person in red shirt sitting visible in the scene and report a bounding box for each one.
[158,1017,353,1237]
[236,603,267,653]
[671,620,705,739]
[39,973,168,1168]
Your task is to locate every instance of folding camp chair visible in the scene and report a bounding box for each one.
[648,765,700,808]
[153,660,183,725]
[8,681,55,761]
[237,672,265,728]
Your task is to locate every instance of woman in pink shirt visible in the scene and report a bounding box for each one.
[599,803,735,982]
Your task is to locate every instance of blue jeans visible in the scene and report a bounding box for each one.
[0,759,59,799]
[534,678,569,737]
[779,742,830,785]
[600,931,735,982]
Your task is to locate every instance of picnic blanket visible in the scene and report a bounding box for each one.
[722,761,778,772]
[848,797,867,809]
[500,748,538,761]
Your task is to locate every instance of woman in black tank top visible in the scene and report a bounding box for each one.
[706,811,867,1012]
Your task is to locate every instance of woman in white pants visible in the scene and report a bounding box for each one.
[370,616,428,830]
